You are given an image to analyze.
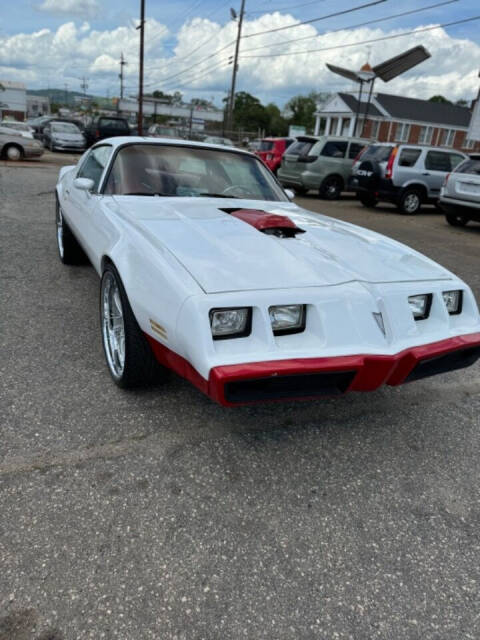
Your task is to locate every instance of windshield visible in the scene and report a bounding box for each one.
[259,140,274,151]
[360,145,394,163]
[100,118,129,130]
[455,158,480,175]
[52,122,80,133]
[285,138,316,156]
[104,143,287,201]
[156,127,177,136]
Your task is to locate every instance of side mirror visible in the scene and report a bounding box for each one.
[284,189,295,200]
[74,177,94,192]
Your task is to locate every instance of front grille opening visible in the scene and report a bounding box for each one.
[224,370,356,403]
[406,346,480,383]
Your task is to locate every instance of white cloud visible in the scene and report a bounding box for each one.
[38,0,100,18]
[0,13,479,105]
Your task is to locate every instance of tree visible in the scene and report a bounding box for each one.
[285,93,318,132]
[429,95,452,104]
[455,98,469,107]
[264,103,288,136]
[231,91,269,132]
[151,90,183,105]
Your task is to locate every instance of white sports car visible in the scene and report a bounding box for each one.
[55,137,480,406]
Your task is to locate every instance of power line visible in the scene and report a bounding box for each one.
[242,0,388,38]
[143,39,235,86]
[240,0,459,53]
[247,0,329,14]
[240,14,480,58]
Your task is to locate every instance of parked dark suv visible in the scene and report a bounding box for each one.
[83,116,130,147]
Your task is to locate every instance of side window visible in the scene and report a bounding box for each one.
[449,153,465,170]
[348,143,364,159]
[321,141,348,158]
[425,151,451,172]
[77,145,112,190]
[398,148,421,167]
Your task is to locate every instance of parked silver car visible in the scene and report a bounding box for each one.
[439,153,480,226]
[0,127,44,161]
[43,121,86,152]
[349,143,467,214]
[0,120,34,138]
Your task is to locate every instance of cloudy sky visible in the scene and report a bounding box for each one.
[1,0,479,106]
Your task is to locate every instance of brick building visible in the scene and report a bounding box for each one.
[314,92,479,153]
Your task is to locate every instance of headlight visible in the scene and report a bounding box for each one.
[269,304,306,335]
[408,294,432,320]
[210,307,251,339]
[442,290,462,315]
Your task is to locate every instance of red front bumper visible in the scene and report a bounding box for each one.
[146,333,480,407]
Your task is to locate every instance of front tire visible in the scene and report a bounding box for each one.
[359,193,378,208]
[398,189,422,214]
[319,175,343,200]
[55,200,85,264]
[100,264,166,388]
[446,213,469,227]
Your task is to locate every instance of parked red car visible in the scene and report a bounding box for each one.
[255,137,294,174]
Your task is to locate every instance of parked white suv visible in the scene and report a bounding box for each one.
[439,153,480,227]
[349,143,467,214]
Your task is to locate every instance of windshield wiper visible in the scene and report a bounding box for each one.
[198,192,240,198]
[122,192,168,196]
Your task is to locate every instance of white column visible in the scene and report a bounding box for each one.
[348,117,355,137]
[336,117,342,136]
[314,114,320,136]
[325,116,331,136]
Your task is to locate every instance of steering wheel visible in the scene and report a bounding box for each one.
[221,184,251,197]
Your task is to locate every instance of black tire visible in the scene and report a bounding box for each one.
[319,175,343,200]
[293,186,307,196]
[359,193,378,208]
[55,200,86,264]
[398,188,422,215]
[100,263,166,388]
[446,213,469,227]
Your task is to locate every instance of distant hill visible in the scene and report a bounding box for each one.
[27,88,114,108]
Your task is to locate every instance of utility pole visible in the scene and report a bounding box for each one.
[64,83,68,107]
[119,52,127,100]
[227,0,245,133]
[80,76,88,96]
[137,0,146,135]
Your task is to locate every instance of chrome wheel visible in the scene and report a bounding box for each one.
[101,272,126,380]
[404,192,420,213]
[56,204,64,260]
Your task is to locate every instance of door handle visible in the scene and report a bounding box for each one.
[422,172,430,176]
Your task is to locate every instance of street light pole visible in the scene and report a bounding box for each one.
[138,0,146,135]
[227,0,245,133]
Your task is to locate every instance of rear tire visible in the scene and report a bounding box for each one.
[359,193,378,208]
[319,175,343,200]
[398,189,422,215]
[100,263,166,388]
[293,186,307,196]
[446,213,469,227]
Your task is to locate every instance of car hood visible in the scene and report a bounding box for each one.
[111,197,452,293]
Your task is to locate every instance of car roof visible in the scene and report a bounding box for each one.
[96,136,250,154]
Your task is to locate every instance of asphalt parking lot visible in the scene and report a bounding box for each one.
[1,154,480,639]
